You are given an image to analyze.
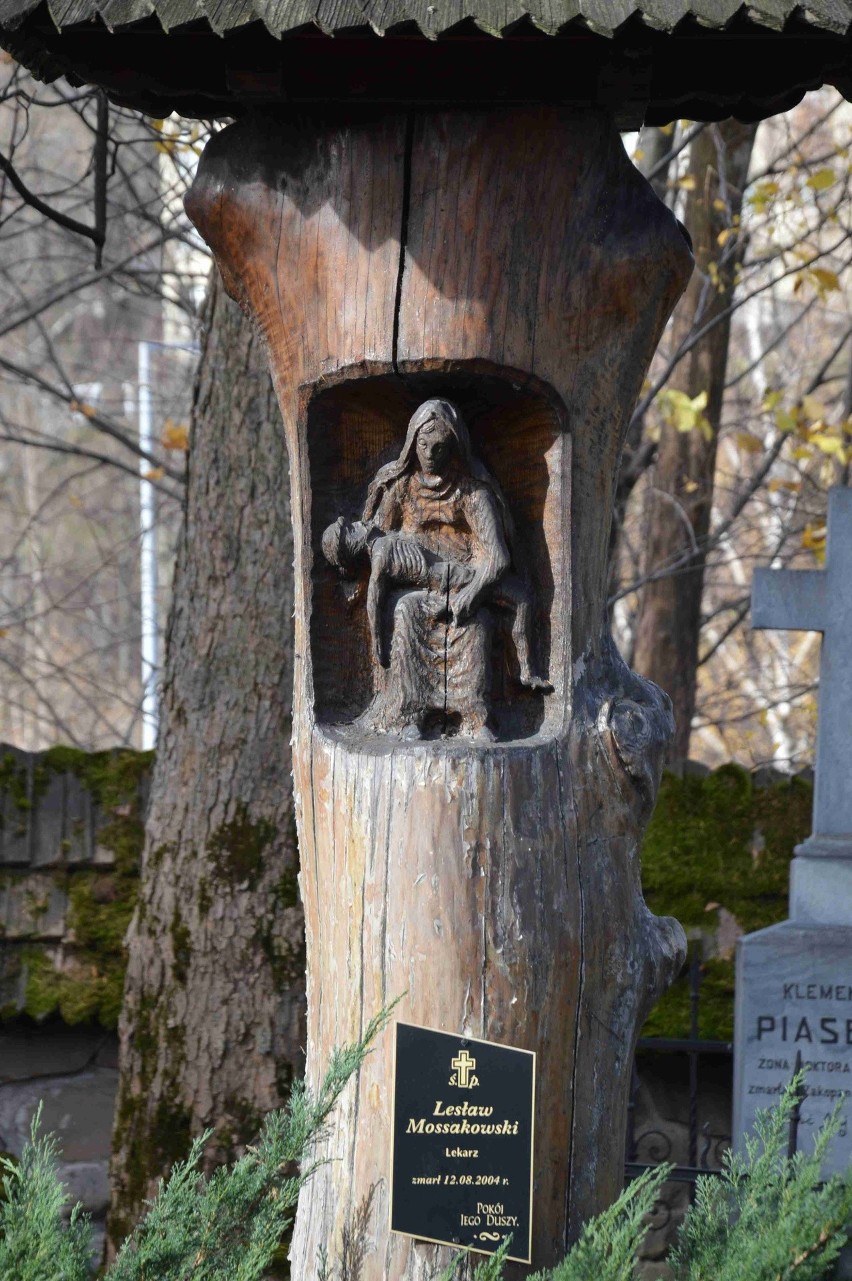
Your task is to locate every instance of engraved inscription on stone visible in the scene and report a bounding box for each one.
[734,922,852,1177]
[390,1022,535,1262]
[739,486,852,1174]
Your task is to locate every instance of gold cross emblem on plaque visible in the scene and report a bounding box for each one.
[451,1049,477,1088]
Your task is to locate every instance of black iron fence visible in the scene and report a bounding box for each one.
[625,948,733,1189]
[624,946,805,1195]
[622,946,809,1261]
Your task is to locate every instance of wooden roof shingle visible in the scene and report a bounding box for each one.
[1,0,852,121]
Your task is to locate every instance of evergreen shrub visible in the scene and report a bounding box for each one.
[1,1019,850,1281]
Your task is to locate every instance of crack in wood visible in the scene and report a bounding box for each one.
[391,110,415,378]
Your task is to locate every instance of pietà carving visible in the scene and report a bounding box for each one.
[322,398,550,740]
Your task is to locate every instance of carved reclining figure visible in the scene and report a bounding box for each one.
[322,516,551,691]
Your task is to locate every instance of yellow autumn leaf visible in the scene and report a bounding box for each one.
[658,388,712,441]
[677,174,697,191]
[69,399,96,419]
[0,627,7,638]
[712,197,727,212]
[748,180,781,212]
[161,419,189,451]
[143,467,166,481]
[806,167,838,191]
[717,226,737,247]
[775,407,798,433]
[791,446,812,460]
[802,395,829,421]
[633,148,645,162]
[809,267,841,294]
[810,432,847,460]
[762,390,783,411]
[767,478,801,494]
[735,432,764,454]
[802,523,827,563]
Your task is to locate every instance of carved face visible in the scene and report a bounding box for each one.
[415,418,456,475]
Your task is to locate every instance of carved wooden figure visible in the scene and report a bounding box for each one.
[322,397,549,741]
[184,104,690,1278]
[4,5,852,1279]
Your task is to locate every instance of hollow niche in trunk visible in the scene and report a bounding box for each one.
[309,366,568,745]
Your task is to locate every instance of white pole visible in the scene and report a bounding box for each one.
[138,342,159,750]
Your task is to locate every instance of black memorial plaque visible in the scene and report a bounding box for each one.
[390,1021,535,1263]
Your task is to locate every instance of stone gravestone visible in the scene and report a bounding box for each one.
[734,486,852,1176]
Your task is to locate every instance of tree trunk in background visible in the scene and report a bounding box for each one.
[632,120,758,768]
[607,124,682,603]
[108,272,302,1249]
[637,123,678,203]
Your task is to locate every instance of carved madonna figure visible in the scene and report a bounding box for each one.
[322,398,549,739]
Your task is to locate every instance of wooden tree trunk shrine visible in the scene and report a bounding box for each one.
[186,105,691,1278]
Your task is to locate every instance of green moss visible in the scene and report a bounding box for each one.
[641,765,812,1040]
[2,747,151,1031]
[255,922,306,988]
[0,753,37,852]
[642,957,738,1042]
[207,804,276,887]
[170,906,191,984]
[148,1097,194,1168]
[148,842,173,874]
[110,1091,193,1245]
[276,866,300,911]
[41,745,153,810]
[0,752,33,812]
[20,949,60,1022]
[68,872,135,953]
[23,889,49,923]
[20,946,125,1027]
[197,876,212,917]
[109,992,190,1243]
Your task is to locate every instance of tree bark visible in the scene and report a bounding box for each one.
[107,272,303,1247]
[186,105,691,1279]
[632,120,758,768]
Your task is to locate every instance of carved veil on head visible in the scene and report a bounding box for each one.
[362,398,514,543]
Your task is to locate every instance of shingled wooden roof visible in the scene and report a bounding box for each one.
[4,0,850,38]
[2,1,852,121]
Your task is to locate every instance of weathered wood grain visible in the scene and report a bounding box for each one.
[186,104,691,1279]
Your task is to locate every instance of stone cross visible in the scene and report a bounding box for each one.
[736,486,852,1176]
[752,485,852,858]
